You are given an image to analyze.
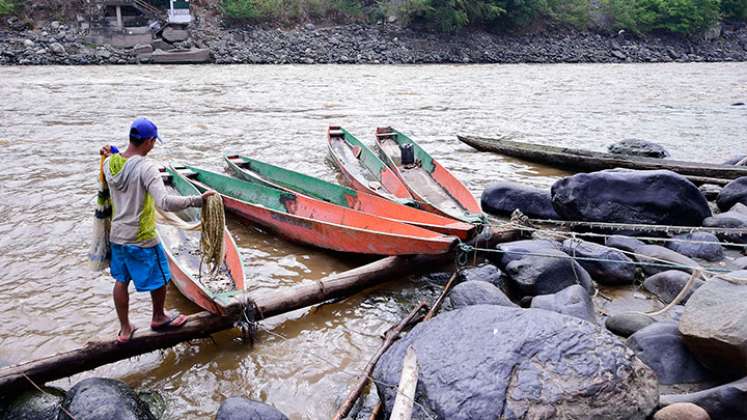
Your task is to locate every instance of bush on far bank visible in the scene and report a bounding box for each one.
[0,0,16,16]
[220,0,744,34]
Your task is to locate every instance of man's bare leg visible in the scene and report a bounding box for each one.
[150,285,168,325]
[113,281,133,337]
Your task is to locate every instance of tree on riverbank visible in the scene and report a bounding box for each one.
[220,0,747,34]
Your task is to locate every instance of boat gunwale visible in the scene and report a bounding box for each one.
[182,165,459,250]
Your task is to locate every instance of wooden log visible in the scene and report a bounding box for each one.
[0,227,521,395]
[457,135,747,183]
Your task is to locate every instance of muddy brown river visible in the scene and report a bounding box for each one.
[0,63,746,418]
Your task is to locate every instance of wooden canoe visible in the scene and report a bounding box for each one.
[457,135,747,185]
[181,165,459,256]
[375,128,485,224]
[157,167,246,316]
[224,154,475,240]
[327,126,415,204]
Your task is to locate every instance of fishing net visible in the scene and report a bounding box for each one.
[88,156,112,271]
[199,194,226,275]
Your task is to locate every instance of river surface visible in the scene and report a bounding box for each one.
[0,63,746,419]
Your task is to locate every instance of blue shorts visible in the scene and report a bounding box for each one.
[110,243,171,292]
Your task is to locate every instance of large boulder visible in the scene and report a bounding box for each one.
[606,312,656,338]
[735,256,747,269]
[644,270,704,304]
[481,181,560,219]
[60,378,156,420]
[561,238,637,285]
[608,139,671,159]
[716,177,747,211]
[666,232,724,262]
[373,306,659,420]
[447,281,516,310]
[679,271,747,378]
[530,284,597,323]
[551,169,711,226]
[215,397,288,420]
[0,387,65,420]
[661,376,747,420]
[490,240,593,298]
[627,322,713,385]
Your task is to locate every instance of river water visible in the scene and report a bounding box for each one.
[0,63,745,418]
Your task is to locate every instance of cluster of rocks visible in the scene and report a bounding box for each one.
[0,377,289,420]
[3,16,747,65]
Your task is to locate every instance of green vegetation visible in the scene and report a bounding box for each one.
[221,0,365,23]
[221,0,747,33]
[0,0,16,16]
[604,0,721,34]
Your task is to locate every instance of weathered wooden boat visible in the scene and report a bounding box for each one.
[151,47,211,64]
[180,165,459,255]
[224,154,476,240]
[457,135,747,185]
[327,126,415,204]
[157,167,246,315]
[375,128,485,224]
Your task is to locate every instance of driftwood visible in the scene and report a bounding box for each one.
[0,227,521,395]
[389,346,419,420]
[457,135,747,184]
[424,272,458,321]
[332,302,428,420]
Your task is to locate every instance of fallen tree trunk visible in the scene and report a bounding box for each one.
[0,227,520,394]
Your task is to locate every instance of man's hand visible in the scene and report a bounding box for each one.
[201,190,217,202]
[99,145,118,157]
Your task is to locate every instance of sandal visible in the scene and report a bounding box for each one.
[116,328,138,344]
[151,313,188,332]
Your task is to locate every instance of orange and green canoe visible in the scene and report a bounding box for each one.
[374,127,485,224]
[224,154,475,240]
[157,166,247,315]
[327,126,415,204]
[181,165,459,256]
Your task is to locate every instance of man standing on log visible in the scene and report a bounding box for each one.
[100,117,212,343]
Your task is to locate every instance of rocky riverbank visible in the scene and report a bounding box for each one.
[2,17,747,65]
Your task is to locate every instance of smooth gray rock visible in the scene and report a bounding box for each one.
[491,239,562,267]
[457,263,505,288]
[562,238,637,285]
[702,203,747,244]
[627,322,713,385]
[531,284,597,323]
[606,312,656,338]
[216,397,288,420]
[481,181,560,219]
[605,235,646,253]
[608,139,671,158]
[503,248,593,297]
[60,378,155,420]
[634,244,700,276]
[735,256,747,269]
[373,306,659,420]
[666,232,724,262]
[661,376,747,420]
[551,169,711,226]
[0,387,65,420]
[644,270,704,304]
[49,42,65,55]
[717,177,747,211]
[679,271,747,378]
[447,281,516,310]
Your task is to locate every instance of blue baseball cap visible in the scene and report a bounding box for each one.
[130,117,163,143]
